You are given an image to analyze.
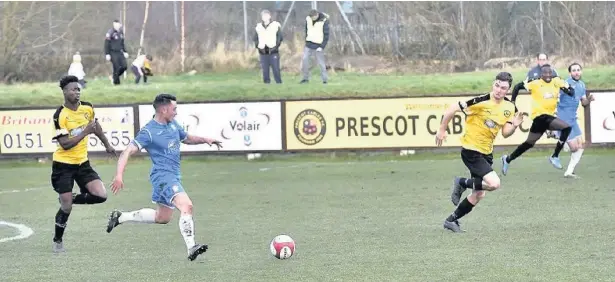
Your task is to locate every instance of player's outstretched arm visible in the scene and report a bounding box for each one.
[435,102,462,146]
[182,134,223,150]
[93,119,117,155]
[110,143,139,194]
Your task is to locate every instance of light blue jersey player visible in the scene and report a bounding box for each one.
[106,94,222,261]
[552,63,594,178]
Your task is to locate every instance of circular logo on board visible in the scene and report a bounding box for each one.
[293,109,326,145]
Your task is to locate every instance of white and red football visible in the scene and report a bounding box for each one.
[269,235,295,259]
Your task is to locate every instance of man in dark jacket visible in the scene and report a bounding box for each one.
[253,10,283,84]
[105,20,129,85]
[300,9,329,84]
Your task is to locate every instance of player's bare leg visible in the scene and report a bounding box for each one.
[502,132,542,175]
[547,118,572,169]
[564,137,584,178]
[73,180,108,205]
[445,172,500,233]
[53,192,74,253]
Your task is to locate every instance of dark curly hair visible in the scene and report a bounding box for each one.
[59,75,79,90]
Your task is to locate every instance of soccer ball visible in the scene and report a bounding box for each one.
[269,235,295,259]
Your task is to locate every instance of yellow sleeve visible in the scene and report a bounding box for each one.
[525,80,539,93]
[459,97,482,115]
[89,106,95,121]
[53,112,68,140]
[554,77,569,88]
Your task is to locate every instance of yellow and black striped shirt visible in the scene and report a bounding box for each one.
[52,102,95,164]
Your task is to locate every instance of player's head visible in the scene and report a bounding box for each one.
[492,72,513,100]
[113,20,122,31]
[261,9,271,22]
[59,75,81,104]
[540,64,554,83]
[568,62,582,81]
[309,9,320,21]
[537,53,548,66]
[153,93,177,122]
[146,54,153,61]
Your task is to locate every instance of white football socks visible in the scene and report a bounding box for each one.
[566,149,584,175]
[179,215,196,251]
[118,208,156,224]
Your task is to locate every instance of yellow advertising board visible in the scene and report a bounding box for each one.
[285,95,585,150]
[0,107,135,154]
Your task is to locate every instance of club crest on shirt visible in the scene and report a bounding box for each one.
[504,110,511,118]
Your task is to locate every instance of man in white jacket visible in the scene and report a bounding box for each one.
[253,10,283,84]
[67,52,86,89]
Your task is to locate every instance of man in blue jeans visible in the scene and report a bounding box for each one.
[253,10,283,84]
[300,9,329,84]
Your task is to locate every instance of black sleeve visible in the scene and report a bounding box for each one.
[511,82,526,103]
[253,31,259,48]
[561,85,575,96]
[121,32,126,53]
[104,29,113,55]
[276,27,283,47]
[321,20,330,49]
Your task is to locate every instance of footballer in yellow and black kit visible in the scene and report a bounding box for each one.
[502,64,575,174]
[436,72,524,233]
[51,75,116,253]
[51,101,100,193]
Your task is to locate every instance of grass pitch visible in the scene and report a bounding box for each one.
[1,150,614,281]
[2,66,615,108]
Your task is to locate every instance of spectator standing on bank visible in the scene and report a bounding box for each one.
[527,53,558,81]
[67,52,86,89]
[105,20,129,85]
[300,9,330,84]
[253,10,283,84]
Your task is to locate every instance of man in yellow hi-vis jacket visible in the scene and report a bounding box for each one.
[300,9,330,84]
[253,10,283,84]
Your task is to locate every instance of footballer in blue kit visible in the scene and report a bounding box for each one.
[551,63,594,178]
[106,93,222,261]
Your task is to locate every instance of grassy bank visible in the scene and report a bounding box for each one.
[2,66,615,107]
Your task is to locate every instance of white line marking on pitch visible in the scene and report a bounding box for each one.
[0,221,34,243]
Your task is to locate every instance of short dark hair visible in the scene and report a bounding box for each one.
[537,53,548,59]
[146,54,153,61]
[309,9,319,17]
[113,19,120,23]
[59,75,79,90]
[495,72,513,86]
[540,64,552,70]
[568,62,582,72]
[153,93,176,110]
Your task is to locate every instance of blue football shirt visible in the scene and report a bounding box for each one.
[132,119,187,177]
[557,77,586,120]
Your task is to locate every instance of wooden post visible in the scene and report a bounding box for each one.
[281,1,295,30]
[138,0,150,56]
[181,0,185,72]
[334,0,365,55]
[123,1,127,79]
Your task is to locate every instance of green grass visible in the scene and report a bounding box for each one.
[1,151,615,281]
[3,66,615,108]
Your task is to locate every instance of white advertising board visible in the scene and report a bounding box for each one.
[138,102,282,151]
[589,92,615,143]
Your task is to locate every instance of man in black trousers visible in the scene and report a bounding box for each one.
[105,20,129,85]
[253,10,283,84]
